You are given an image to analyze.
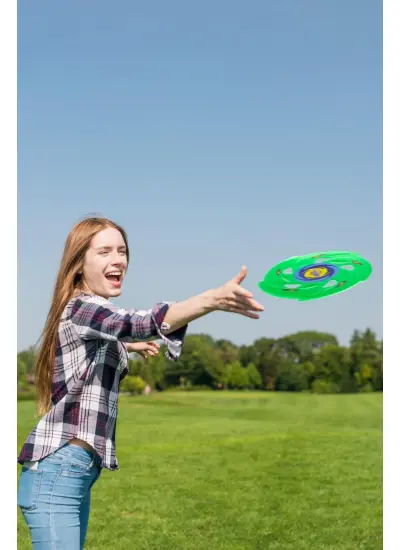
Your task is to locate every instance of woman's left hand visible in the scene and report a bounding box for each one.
[125,341,160,360]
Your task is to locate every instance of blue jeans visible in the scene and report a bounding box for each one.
[18,443,102,549]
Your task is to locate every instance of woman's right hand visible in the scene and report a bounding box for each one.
[211,266,264,319]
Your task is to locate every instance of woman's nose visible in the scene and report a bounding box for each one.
[110,251,124,265]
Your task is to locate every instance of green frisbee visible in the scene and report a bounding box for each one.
[258,251,372,301]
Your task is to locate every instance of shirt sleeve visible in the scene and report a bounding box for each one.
[69,296,187,360]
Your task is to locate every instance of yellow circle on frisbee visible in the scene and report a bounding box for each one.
[303,266,329,279]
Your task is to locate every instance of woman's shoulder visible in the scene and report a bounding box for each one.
[71,292,110,305]
[62,292,111,318]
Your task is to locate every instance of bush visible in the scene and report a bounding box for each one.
[18,378,31,393]
[360,382,374,393]
[17,391,36,401]
[311,380,340,394]
[165,385,213,392]
[120,375,146,395]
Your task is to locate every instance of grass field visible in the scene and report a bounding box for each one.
[17,392,382,549]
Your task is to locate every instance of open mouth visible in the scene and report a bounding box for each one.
[105,272,123,286]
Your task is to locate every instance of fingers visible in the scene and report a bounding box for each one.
[232,288,264,310]
[233,285,253,299]
[226,306,261,319]
[232,295,264,312]
[225,297,263,315]
[217,267,264,319]
[230,285,264,311]
[147,342,160,351]
[232,265,247,285]
[150,341,160,348]
[145,342,160,358]
[135,342,160,360]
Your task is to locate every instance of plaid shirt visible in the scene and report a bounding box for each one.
[18,292,187,471]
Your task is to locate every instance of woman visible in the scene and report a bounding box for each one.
[17,217,264,549]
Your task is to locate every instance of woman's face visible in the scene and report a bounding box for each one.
[81,228,128,299]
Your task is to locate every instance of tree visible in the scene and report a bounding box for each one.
[350,329,362,347]
[128,345,169,389]
[246,363,262,389]
[239,344,258,367]
[276,361,309,392]
[17,356,27,379]
[300,360,316,387]
[361,328,378,349]
[313,344,353,392]
[250,338,281,390]
[17,347,37,374]
[215,339,240,364]
[17,356,30,392]
[349,328,382,391]
[167,335,225,388]
[16,326,383,395]
[278,331,338,363]
[227,361,249,389]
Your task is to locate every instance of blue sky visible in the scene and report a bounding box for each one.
[17,0,382,350]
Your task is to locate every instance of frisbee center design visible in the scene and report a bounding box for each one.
[295,263,337,282]
[304,267,328,279]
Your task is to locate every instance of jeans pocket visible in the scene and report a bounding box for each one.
[62,452,93,477]
[63,460,93,477]
[17,469,43,511]
[44,454,64,466]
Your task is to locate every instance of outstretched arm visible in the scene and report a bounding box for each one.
[161,266,264,334]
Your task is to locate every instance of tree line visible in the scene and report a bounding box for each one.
[17,328,383,398]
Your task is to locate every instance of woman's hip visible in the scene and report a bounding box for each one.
[18,443,101,512]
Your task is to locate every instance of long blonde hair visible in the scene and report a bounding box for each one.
[35,217,130,415]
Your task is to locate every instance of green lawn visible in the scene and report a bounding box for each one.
[17,392,382,549]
